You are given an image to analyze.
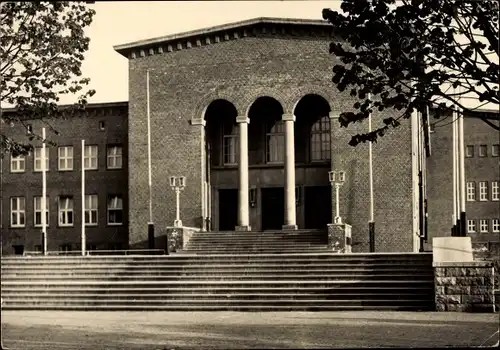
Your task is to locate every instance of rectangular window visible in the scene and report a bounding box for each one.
[58,146,73,171]
[10,197,25,227]
[107,195,123,225]
[465,145,474,158]
[492,181,499,201]
[466,182,475,201]
[310,117,331,161]
[58,196,74,226]
[478,145,487,157]
[479,181,488,201]
[479,219,489,233]
[85,194,98,226]
[492,144,499,157]
[34,147,49,172]
[492,219,500,233]
[10,155,25,173]
[84,145,98,170]
[467,219,476,233]
[34,196,49,227]
[107,145,123,169]
[223,136,238,165]
[266,121,285,163]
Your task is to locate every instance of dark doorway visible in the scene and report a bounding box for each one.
[305,186,332,229]
[218,189,238,231]
[261,187,285,230]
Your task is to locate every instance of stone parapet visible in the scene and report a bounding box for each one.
[165,226,198,253]
[327,223,352,253]
[433,261,496,312]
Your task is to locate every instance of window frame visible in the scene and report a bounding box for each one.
[58,146,74,171]
[106,145,123,169]
[492,219,500,233]
[465,145,474,158]
[107,195,123,226]
[478,144,487,157]
[310,116,331,162]
[492,144,499,157]
[34,196,50,227]
[479,181,488,201]
[479,219,489,233]
[492,181,499,201]
[467,219,476,233]
[34,147,49,172]
[84,194,98,226]
[266,120,285,164]
[466,181,476,201]
[58,196,74,227]
[10,197,26,228]
[84,145,98,170]
[10,155,26,173]
[221,122,238,166]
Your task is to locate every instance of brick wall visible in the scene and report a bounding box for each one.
[126,30,415,252]
[1,104,129,254]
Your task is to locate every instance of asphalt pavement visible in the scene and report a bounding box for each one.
[1,311,499,349]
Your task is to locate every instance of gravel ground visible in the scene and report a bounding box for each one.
[1,311,499,349]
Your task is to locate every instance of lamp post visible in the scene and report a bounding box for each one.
[170,176,186,227]
[329,170,346,224]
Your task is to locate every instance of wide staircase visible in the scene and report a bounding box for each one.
[1,230,435,311]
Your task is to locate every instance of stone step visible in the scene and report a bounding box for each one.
[1,304,434,311]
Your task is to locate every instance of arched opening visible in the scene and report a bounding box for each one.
[247,96,285,166]
[204,99,238,231]
[293,94,332,229]
[293,94,332,163]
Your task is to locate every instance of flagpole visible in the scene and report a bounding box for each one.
[42,128,47,255]
[147,69,155,250]
[81,139,86,256]
[368,93,375,252]
[452,108,458,236]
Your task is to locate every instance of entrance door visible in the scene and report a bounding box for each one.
[304,186,332,229]
[218,189,238,231]
[261,187,285,230]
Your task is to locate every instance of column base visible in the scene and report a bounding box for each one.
[235,225,251,232]
[282,224,298,231]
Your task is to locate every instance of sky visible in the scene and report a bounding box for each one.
[77,1,341,105]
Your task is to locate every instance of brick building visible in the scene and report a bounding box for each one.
[1,102,129,254]
[1,17,497,255]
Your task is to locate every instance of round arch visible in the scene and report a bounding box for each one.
[241,88,288,117]
[289,87,334,115]
[192,90,242,123]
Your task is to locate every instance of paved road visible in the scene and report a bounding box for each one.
[1,311,498,349]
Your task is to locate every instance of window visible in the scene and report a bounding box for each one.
[85,195,98,226]
[222,122,238,165]
[492,181,499,201]
[107,146,123,169]
[465,145,474,158]
[34,147,49,172]
[84,145,98,170]
[266,120,285,163]
[479,145,487,157]
[467,219,476,233]
[466,182,476,201]
[34,196,49,227]
[58,146,73,171]
[107,195,123,225]
[492,219,500,233]
[479,219,489,233]
[99,121,105,131]
[310,116,331,162]
[10,197,25,227]
[479,181,488,201]
[492,144,499,157]
[58,196,74,226]
[10,155,25,173]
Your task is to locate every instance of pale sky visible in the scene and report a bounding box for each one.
[77,1,341,105]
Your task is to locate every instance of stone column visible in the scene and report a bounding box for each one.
[282,113,297,230]
[235,116,251,231]
[191,118,207,231]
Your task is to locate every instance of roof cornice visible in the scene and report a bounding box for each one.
[113,17,333,59]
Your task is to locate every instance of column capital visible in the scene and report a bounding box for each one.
[282,113,295,122]
[329,111,340,119]
[236,116,250,124]
[191,118,206,126]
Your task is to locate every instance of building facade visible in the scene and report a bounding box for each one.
[115,17,421,253]
[1,102,129,254]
